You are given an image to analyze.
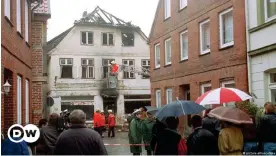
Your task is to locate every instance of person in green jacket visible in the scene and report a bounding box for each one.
[143,112,156,155]
[129,110,144,155]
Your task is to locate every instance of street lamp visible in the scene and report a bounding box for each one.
[3,80,11,95]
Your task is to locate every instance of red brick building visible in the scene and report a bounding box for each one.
[1,0,50,134]
[149,0,248,132]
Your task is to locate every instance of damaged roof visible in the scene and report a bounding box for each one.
[31,0,51,15]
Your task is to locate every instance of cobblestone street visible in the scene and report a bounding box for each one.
[103,132,146,155]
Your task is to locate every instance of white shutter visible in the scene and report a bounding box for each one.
[17,0,21,33]
[5,0,11,19]
[25,1,28,42]
[17,76,22,124]
[25,80,29,124]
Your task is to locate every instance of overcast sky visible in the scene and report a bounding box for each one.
[47,0,159,41]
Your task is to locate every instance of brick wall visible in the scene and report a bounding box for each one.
[31,16,49,124]
[1,0,32,133]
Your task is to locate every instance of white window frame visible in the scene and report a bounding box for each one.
[102,59,115,78]
[180,0,187,10]
[141,60,150,79]
[60,58,73,65]
[17,76,22,124]
[201,83,211,95]
[164,0,171,19]
[25,79,29,124]
[166,88,173,104]
[156,89,161,108]
[25,0,28,42]
[81,31,93,45]
[219,8,234,48]
[81,59,94,79]
[221,80,235,88]
[155,43,161,68]
[264,0,276,22]
[200,19,211,55]
[102,32,114,46]
[17,0,21,33]
[4,0,11,20]
[123,60,135,79]
[180,30,188,61]
[165,38,172,65]
[269,72,276,103]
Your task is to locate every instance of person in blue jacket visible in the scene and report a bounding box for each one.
[1,137,30,155]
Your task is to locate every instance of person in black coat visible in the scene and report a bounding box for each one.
[202,109,220,138]
[257,102,276,153]
[150,118,167,151]
[54,109,107,155]
[187,115,219,155]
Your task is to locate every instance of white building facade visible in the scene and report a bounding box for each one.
[46,7,150,122]
[246,0,276,106]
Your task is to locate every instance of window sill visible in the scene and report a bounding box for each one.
[178,6,187,12]
[81,44,94,46]
[199,51,211,56]
[17,32,24,39]
[60,78,74,79]
[5,16,14,27]
[220,42,234,50]
[249,18,276,33]
[102,44,114,46]
[122,45,134,47]
[123,78,136,79]
[154,67,160,70]
[164,64,172,67]
[81,78,95,79]
[179,58,188,63]
[164,17,171,22]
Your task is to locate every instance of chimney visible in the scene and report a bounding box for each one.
[82,11,87,17]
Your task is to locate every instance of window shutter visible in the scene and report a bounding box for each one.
[25,1,28,42]
[17,0,21,33]
[88,66,94,78]
[5,0,11,19]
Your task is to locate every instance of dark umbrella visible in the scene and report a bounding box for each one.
[156,100,206,118]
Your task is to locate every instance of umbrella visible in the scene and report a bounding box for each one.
[145,106,162,116]
[208,106,253,124]
[155,100,206,118]
[196,87,252,105]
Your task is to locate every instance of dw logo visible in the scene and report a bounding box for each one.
[7,124,40,143]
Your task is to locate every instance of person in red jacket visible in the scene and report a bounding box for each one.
[93,109,101,136]
[108,110,116,138]
[100,111,106,138]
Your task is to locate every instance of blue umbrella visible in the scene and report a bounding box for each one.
[144,106,161,116]
[156,100,206,118]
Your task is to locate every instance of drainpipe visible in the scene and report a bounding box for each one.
[245,0,252,102]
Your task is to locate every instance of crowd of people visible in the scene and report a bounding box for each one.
[128,102,276,155]
[93,109,116,138]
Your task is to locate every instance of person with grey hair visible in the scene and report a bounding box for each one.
[54,109,107,155]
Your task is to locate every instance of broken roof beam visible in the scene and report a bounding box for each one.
[99,8,127,25]
[95,12,108,24]
[98,8,114,24]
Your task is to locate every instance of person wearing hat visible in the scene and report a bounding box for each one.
[100,110,106,138]
[93,109,102,136]
[129,110,145,155]
[108,110,116,138]
[143,112,156,155]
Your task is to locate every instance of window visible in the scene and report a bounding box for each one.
[4,0,11,20]
[17,76,22,124]
[180,30,188,60]
[102,59,115,78]
[25,80,29,124]
[265,0,276,21]
[60,58,73,78]
[123,60,135,79]
[166,88,173,104]
[164,0,171,19]
[17,0,21,33]
[81,59,94,79]
[219,8,234,48]
[200,19,210,54]
[155,44,161,68]
[102,33,114,46]
[25,0,28,42]
[165,38,172,65]
[122,32,134,46]
[269,73,276,103]
[180,0,187,10]
[141,60,150,79]
[221,80,235,107]
[201,83,212,94]
[81,32,93,45]
[156,89,161,108]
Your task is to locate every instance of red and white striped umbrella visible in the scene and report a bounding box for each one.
[196,87,252,106]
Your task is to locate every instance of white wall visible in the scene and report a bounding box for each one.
[47,25,150,117]
[250,51,276,106]
[247,0,258,29]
